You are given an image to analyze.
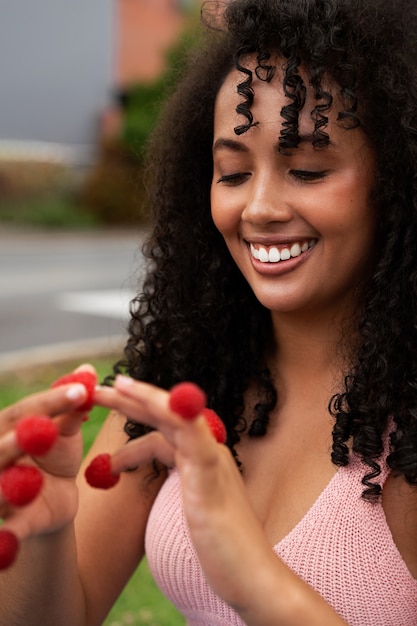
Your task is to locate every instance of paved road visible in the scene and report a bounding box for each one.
[0,227,147,371]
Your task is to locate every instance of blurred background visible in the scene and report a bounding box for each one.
[0,3,205,623]
[0,0,205,370]
[0,0,201,228]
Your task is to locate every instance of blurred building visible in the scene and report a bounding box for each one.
[102,0,195,140]
[116,0,193,86]
[0,0,197,167]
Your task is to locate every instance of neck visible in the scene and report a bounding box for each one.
[269,308,354,386]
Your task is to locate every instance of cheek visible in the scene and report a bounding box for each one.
[210,188,237,238]
[320,174,375,236]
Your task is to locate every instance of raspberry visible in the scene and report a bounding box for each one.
[169,382,206,420]
[85,453,120,489]
[16,414,59,456]
[51,370,97,411]
[202,408,227,444]
[0,530,19,569]
[0,464,43,507]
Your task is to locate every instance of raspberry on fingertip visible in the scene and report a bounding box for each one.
[16,414,58,456]
[169,382,207,420]
[51,371,97,411]
[0,529,19,569]
[202,408,227,444]
[85,453,120,489]
[0,464,43,507]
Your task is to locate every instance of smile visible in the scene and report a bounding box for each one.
[249,240,316,263]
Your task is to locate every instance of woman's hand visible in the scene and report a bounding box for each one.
[94,376,283,613]
[0,366,93,544]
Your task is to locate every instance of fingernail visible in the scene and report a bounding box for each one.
[115,375,134,388]
[65,383,87,401]
[0,431,17,448]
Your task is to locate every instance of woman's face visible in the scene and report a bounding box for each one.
[210,62,376,323]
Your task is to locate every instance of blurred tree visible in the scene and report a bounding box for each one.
[81,10,201,225]
[121,16,201,155]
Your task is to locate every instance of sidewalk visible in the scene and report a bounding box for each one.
[0,226,147,372]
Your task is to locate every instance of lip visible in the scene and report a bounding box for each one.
[246,238,317,275]
[244,235,314,245]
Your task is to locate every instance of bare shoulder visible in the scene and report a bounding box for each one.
[383,472,417,579]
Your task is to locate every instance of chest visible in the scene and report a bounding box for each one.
[238,425,417,579]
[237,420,338,545]
[145,465,417,626]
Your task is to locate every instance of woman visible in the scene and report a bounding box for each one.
[0,0,416,624]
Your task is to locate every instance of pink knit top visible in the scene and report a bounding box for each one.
[145,446,417,625]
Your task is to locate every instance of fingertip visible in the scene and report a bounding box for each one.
[114,374,134,389]
[73,363,96,375]
[64,383,88,405]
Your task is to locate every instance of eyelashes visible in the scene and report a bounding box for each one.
[216,170,328,185]
[216,172,251,185]
[289,169,328,181]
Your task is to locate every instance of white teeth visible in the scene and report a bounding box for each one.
[268,247,280,262]
[290,243,301,257]
[250,240,315,264]
[250,244,260,260]
[259,247,269,262]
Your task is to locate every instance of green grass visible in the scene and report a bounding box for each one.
[0,194,99,229]
[0,357,186,626]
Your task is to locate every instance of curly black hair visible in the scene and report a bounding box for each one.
[114,0,417,498]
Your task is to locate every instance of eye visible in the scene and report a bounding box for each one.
[216,172,251,186]
[290,169,328,182]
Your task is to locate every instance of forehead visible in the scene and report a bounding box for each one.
[214,59,342,142]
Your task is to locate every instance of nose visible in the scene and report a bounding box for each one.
[241,172,293,225]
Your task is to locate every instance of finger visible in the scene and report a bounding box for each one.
[0,430,22,467]
[113,376,174,422]
[0,499,13,518]
[73,363,96,375]
[55,410,89,438]
[112,376,193,436]
[0,507,47,569]
[0,384,88,434]
[96,377,220,464]
[0,525,20,569]
[0,464,43,510]
[0,510,40,550]
[111,431,176,473]
[94,382,184,436]
[93,384,147,416]
[173,414,220,465]
[0,409,83,468]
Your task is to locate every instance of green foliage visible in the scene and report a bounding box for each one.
[121,18,202,158]
[79,139,148,226]
[0,158,99,229]
[80,13,203,227]
[0,193,99,229]
[121,82,166,159]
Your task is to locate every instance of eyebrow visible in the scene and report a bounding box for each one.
[212,137,248,153]
[212,133,335,154]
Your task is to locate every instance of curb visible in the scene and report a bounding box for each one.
[0,335,126,375]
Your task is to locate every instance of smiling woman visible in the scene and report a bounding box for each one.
[0,1,416,625]
[211,63,376,319]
